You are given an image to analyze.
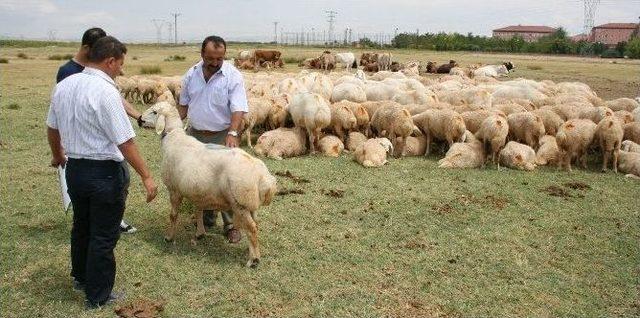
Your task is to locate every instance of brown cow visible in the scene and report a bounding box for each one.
[360,52,377,66]
[426,61,437,73]
[436,60,458,74]
[363,62,379,72]
[254,50,282,65]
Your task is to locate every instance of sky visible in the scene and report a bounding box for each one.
[0,0,638,43]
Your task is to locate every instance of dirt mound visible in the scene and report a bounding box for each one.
[275,170,310,183]
[115,298,165,318]
[276,188,305,196]
[322,189,344,198]
[563,181,591,190]
[541,185,572,198]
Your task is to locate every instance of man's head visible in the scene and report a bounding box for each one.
[87,36,127,79]
[200,35,226,74]
[79,27,107,59]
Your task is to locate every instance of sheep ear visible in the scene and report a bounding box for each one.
[156,114,166,135]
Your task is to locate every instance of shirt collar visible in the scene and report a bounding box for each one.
[197,60,227,77]
[82,67,117,87]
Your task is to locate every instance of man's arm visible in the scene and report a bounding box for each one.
[178,104,188,120]
[122,98,143,126]
[225,111,244,148]
[118,139,157,203]
[47,127,67,167]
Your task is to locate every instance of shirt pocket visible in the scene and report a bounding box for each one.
[211,88,229,107]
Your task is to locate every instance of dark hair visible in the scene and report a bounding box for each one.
[88,36,127,63]
[201,35,226,52]
[81,27,107,48]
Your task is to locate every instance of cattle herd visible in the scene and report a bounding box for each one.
[116,49,640,179]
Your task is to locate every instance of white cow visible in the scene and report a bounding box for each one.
[473,65,509,78]
[335,52,356,71]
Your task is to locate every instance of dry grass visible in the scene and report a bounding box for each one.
[1,43,639,317]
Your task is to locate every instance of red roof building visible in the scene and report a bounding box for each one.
[492,25,557,42]
[589,23,639,46]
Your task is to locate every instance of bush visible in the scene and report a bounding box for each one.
[624,38,640,59]
[140,65,162,74]
[0,58,8,64]
[7,103,20,110]
[17,52,28,59]
[164,55,186,62]
[48,54,74,60]
[283,57,304,64]
[601,48,622,58]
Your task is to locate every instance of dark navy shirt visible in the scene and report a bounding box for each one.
[56,59,84,83]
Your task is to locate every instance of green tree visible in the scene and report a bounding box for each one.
[624,38,640,59]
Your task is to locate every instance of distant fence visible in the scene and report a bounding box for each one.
[279,31,394,46]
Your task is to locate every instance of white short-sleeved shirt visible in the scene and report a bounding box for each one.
[179,60,248,131]
[46,67,135,162]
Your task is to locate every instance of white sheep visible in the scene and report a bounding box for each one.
[288,92,332,154]
[353,138,394,167]
[141,102,277,268]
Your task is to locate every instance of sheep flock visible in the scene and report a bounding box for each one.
[118,52,640,180]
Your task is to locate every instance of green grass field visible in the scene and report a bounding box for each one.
[1,43,639,317]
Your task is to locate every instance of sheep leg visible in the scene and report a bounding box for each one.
[602,150,609,172]
[164,192,183,242]
[579,150,588,169]
[307,128,316,154]
[613,148,619,173]
[424,133,432,156]
[400,136,407,158]
[194,209,206,240]
[233,207,260,268]
[246,123,254,149]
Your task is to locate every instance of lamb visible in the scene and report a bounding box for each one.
[473,65,509,78]
[623,122,640,144]
[595,116,624,172]
[253,127,308,160]
[578,106,614,124]
[391,90,437,105]
[394,135,427,157]
[617,151,640,179]
[318,135,345,157]
[333,100,370,135]
[353,138,394,167]
[266,94,290,130]
[461,109,505,134]
[156,90,176,106]
[506,112,546,150]
[288,93,332,154]
[412,109,467,155]
[346,131,367,151]
[335,52,357,70]
[499,141,537,171]
[531,109,564,136]
[535,135,560,166]
[242,98,272,148]
[622,140,640,153]
[328,101,358,143]
[141,102,277,268]
[555,119,597,172]
[438,133,485,169]
[330,82,367,103]
[369,103,419,157]
[614,110,635,124]
[605,98,639,112]
[364,82,398,101]
[475,114,509,165]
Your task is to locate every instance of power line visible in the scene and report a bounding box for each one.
[583,0,600,34]
[170,12,181,44]
[325,10,337,43]
[151,19,166,44]
[273,21,278,43]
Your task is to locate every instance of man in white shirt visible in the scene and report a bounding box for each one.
[47,36,157,309]
[179,35,248,243]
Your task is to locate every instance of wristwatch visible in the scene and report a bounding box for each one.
[227,130,239,137]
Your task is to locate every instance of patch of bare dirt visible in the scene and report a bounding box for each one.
[322,189,344,198]
[563,181,591,190]
[115,298,165,318]
[541,185,573,198]
[432,203,454,214]
[276,188,305,196]
[274,170,310,183]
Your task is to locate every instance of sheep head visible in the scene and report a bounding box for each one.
[141,101,181,135]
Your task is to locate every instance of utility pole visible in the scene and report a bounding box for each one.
[273,21,278,43]
[171,12,181,44]
[151,19,165,44]
[325,10,337,44]
[583,0,599,35]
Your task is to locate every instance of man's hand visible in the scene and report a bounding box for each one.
[225,135,239,148]
[50,155,67,168]
[143,177,158,203]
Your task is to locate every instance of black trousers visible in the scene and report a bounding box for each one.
[66,158,129,305]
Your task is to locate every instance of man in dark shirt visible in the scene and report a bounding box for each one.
[56,27,142,234]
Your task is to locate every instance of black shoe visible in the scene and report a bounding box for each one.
[120,220,137,234]
[85,291,125,310]
[72,279,85,292]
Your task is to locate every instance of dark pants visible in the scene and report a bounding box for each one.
[187,127,234,231]
[66,158,129,305]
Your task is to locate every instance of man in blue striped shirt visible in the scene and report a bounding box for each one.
[47,36,158,309]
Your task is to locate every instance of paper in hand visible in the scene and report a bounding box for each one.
[58,165,71,212]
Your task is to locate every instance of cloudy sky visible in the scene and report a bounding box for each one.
[0,0,638,42]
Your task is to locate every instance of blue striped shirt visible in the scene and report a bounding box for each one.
[46,67,135,162]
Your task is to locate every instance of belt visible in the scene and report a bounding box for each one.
[67,158,122,168]
[190,128,225,135]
